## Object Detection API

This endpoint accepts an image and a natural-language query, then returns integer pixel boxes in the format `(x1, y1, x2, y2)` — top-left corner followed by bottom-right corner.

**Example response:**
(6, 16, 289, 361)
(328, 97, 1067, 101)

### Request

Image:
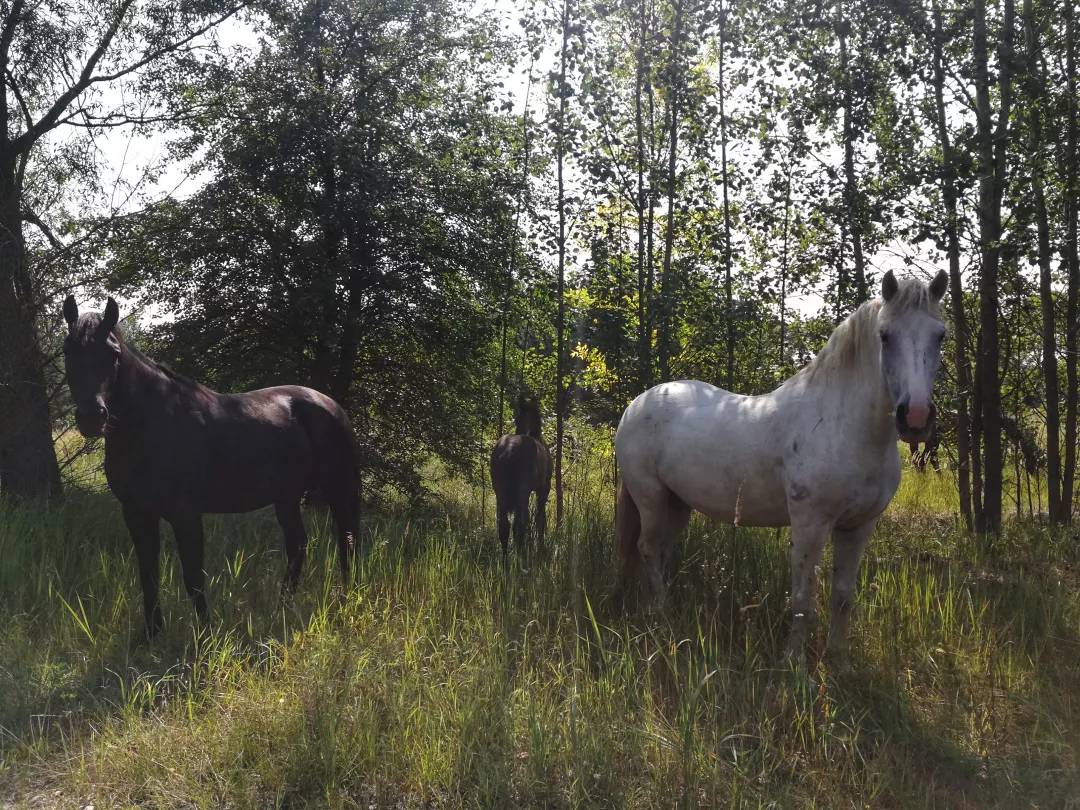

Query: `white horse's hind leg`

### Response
(827, 519, 876, 665)
(628, 484, 682, 608)
(636, 509, 668, 606)
(663, 494, 692, 570)
(784, 516, 831, 665)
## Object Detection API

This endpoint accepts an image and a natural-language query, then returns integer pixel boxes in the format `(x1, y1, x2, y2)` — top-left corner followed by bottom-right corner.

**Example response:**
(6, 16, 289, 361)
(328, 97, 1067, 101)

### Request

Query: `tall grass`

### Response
(1, 434, 1079, 808)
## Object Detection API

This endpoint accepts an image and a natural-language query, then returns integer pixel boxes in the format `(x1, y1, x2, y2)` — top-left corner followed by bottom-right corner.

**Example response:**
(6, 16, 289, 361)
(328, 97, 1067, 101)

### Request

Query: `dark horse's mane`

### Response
(114, 323, 205, 392)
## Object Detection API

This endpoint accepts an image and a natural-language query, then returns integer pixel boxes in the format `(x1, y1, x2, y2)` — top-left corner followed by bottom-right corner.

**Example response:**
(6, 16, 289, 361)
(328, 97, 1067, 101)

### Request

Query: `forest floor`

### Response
(1, 452, 1079, 808)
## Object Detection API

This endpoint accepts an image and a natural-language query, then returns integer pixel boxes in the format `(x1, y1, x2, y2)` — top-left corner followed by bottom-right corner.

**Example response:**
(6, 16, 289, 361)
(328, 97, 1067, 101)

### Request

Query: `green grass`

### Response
(2, 442, 1080, 808)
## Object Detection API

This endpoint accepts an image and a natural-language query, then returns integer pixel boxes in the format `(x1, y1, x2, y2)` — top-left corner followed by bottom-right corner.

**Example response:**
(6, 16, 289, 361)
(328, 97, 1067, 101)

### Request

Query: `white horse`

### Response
(614, 270, 948, 665)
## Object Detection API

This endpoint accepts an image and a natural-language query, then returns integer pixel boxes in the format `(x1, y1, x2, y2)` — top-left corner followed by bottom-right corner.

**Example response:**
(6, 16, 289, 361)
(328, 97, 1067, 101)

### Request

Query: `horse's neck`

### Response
(112, 345, 178, 424)
(798, 343, 894, 446)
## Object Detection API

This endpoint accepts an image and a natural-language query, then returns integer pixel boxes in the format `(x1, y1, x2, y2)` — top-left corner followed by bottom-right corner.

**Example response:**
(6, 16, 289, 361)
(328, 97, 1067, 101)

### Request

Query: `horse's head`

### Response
(513, 393, 542, 439)
(877, 270, 948, 444)
(62, 296, 122, 438)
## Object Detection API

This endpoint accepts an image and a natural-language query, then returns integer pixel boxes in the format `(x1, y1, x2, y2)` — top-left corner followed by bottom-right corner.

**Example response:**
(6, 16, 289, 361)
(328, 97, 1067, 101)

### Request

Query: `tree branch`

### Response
(21, 206, 62, 251)
(12, 1, 246, 151)
(5, 67, 31, 131)
(0, 0, 25, 65)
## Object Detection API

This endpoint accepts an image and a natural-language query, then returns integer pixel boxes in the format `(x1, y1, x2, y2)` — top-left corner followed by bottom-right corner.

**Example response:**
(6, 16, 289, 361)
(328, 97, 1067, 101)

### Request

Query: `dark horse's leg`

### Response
(122, 503, 163, 637)
(275, 500, 309, 590)
(495, 494, 511, 557)
(534, 485, 550, 547)
(327, 494, 358, 583)
(169, 514, 209, 622)
(512, 487, 530, 550)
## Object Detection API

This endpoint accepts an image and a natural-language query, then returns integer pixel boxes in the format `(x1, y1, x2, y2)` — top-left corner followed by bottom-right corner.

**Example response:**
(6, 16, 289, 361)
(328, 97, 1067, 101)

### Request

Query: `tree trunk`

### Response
(1062, 0, 1079, 522)
(972, 0, 1013, 534)
(310, 3, 342, 395)
(657, 0, 683, 383)
(836, 218, 847, 323)
(778, 150, 792, 376)
(635, 0, 651, 392)
(497, 222, 513, 436)
(332, 220, 373, 406)
(554, 0, 571, 524)
(972, 327, 984, 521)
(0, 157, 62, 498)
(931, 0, 972, 529)
(1023, 0, 1062, 522)
(718, 0, 734, 388)
(837, 0, 867, 305)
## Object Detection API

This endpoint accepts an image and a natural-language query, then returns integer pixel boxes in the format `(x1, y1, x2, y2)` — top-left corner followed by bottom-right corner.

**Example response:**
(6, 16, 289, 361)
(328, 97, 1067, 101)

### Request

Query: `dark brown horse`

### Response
(62, 297, 360, 635)
(490, 394, 552, 555)
(906, 417, 941, 472)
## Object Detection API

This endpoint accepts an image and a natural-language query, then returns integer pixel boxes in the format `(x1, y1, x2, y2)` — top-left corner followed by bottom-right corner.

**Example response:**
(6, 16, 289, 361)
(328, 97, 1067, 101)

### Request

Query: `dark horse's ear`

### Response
(929, 269, 948, 302)
(881, 270, 898, 303)
(62, 295, 78, 328)
(101, 297, 120, 334)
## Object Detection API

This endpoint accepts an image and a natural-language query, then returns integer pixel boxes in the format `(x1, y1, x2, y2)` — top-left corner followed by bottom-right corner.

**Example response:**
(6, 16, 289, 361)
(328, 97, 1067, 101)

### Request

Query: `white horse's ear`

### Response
(929, 270, 948, 301)
(881, 270, 899, 302)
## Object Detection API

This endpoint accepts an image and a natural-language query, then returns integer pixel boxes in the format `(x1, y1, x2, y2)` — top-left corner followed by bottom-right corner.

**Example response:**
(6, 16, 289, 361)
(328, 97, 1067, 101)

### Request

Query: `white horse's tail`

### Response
(615, 480, 641, 573)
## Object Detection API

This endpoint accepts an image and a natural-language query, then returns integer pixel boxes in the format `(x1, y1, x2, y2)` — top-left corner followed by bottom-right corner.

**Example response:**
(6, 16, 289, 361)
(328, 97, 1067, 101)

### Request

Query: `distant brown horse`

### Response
(490, 394, 552, 555)
(906, 419, 941, 472)
(62, 297, 360, 636)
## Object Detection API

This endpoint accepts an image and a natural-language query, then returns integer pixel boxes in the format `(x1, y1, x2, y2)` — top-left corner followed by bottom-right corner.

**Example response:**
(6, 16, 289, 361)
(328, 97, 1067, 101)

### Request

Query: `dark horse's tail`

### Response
(614, 480, 641, 573)
(294, 392, 361, 509)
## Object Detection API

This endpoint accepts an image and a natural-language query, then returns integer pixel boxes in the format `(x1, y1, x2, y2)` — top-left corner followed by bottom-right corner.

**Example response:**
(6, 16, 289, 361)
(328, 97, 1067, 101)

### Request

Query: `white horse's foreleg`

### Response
(784, 517, 831, 665)
(827, 519, 876, 664)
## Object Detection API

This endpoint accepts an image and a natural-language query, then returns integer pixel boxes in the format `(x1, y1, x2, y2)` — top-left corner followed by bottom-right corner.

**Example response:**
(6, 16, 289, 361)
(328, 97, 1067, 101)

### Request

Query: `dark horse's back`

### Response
(490, 435, 549, 498)
(105, 382, 358, 517)
(194, 385, 358, 514)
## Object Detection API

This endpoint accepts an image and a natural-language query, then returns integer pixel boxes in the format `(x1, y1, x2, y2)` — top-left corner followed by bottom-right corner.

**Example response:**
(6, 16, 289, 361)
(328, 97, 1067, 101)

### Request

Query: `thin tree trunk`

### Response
(310, 1, 342, 394)
(931, 0, 972, 528)
(1062, 0, 1079, 521)
(778, 150, 792, 375)
(497, 72, 533, 436)
(332, 221, 372, 405)
(972, 327, 984, 520)
(635, 0, 651, 391)
(657, 0, 684, 382)
(496, 224, 513, 437)
(1023, 0, 1062, 522)
(972, 0, 1013, 533)
(554, 0, 571, 524)
(718, 0, 734, 388)
(837, 0, 867, 305)
(836, 218, 847, 323)
(645, 22, 659, 387)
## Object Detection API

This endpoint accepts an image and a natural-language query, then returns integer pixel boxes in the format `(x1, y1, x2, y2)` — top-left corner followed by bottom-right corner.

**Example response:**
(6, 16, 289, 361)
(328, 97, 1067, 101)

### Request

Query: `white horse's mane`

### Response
(798, 277, 943, 384)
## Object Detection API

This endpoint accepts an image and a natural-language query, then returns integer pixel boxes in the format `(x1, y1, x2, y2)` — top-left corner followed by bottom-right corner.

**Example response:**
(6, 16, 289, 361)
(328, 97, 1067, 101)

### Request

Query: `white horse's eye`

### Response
(879, 331, 890, 344)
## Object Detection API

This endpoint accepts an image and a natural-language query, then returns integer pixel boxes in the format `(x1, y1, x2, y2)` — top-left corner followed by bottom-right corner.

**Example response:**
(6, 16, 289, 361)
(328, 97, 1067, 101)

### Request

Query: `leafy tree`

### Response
(0, 0, 240, 498)
(104, 0, 523, 493)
